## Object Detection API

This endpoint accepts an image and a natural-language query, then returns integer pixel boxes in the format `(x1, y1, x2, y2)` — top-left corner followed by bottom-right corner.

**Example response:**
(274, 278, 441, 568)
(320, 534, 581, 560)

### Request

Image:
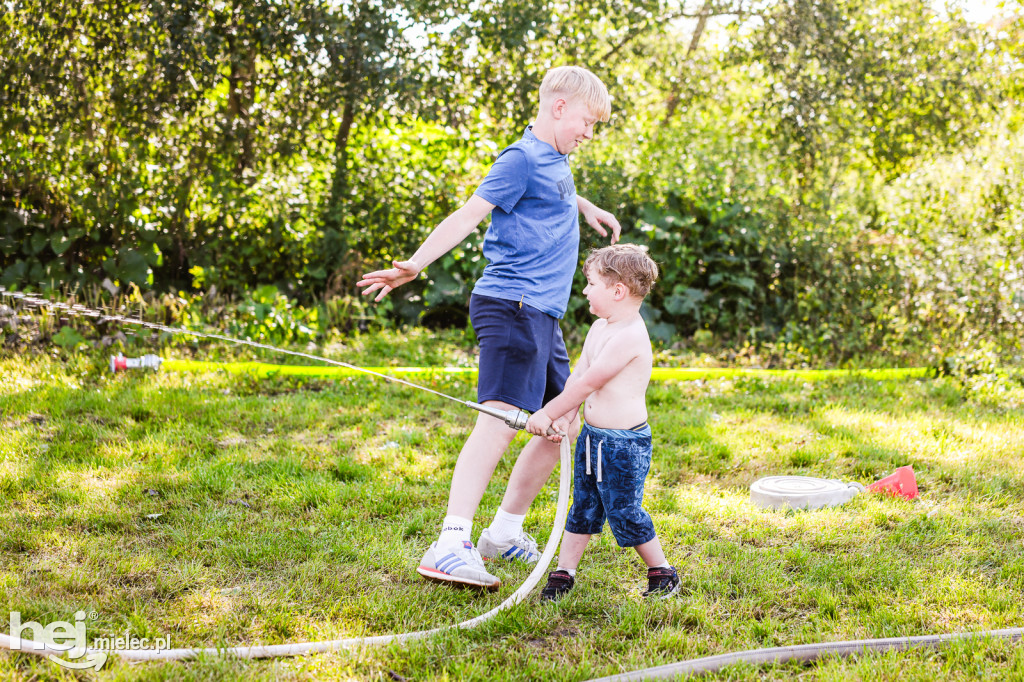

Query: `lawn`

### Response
(2, 332, 1024, 681)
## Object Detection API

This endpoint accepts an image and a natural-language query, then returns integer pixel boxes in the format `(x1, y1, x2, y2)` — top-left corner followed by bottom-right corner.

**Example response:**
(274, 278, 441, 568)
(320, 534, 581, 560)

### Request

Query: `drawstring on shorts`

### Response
(584, 433, 604, 483)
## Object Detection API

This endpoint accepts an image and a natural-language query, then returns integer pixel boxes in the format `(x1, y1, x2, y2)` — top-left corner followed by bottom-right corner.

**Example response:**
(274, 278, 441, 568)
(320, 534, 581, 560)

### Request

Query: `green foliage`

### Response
(611, 186, 909, 362)
(324, 115, 489, 319)
(51, 325, 88, 350)
(875, 118, 1024, 357)
(226, 285, 319, 346)
(1, 0, 1022, 364)
(636, 192, 765, 340)
(746, 0, 997, 181)
(934, 342, 1024, 408)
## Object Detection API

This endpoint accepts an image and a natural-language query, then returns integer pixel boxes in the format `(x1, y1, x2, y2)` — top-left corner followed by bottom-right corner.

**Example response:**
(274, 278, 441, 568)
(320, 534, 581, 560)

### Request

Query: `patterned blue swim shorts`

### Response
(565, 421, 656, 548)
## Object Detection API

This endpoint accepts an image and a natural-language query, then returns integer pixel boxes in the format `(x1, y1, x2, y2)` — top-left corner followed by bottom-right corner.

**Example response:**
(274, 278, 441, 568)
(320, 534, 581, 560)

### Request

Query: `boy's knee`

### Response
(606, 510, 655, 547)
(610, 526, 656, 548)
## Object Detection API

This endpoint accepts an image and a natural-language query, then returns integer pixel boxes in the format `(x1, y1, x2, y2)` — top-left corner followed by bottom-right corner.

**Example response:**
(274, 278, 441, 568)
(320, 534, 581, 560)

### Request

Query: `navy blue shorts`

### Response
(470, 294, 570, 413)
(565, 422, 657, 547)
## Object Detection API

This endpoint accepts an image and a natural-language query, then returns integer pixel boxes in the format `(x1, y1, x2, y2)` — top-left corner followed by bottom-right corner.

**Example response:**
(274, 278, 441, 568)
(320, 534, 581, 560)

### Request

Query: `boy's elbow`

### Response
(456, 212, 484, 237)
(581, 370, 615, 393)
(574, 380, 603, 400)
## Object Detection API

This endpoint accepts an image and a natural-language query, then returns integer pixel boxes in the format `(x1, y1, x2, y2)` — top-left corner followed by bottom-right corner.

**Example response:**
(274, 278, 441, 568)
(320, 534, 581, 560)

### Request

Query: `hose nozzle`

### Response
(466, 401, 530, 430)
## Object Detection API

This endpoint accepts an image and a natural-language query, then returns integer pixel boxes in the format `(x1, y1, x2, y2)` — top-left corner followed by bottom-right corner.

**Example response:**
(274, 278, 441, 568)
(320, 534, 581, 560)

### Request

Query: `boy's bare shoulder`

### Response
(583, 317, 609, 341)
(602, 316, 650, 352)
(619, 315, 651, 341)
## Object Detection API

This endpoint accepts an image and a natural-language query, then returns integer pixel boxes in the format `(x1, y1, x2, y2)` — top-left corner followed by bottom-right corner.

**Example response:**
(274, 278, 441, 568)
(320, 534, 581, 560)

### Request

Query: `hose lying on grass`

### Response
(584, 628, 1024, 681)
(1, 289, 576, 664)
(0, 437, 572, 662)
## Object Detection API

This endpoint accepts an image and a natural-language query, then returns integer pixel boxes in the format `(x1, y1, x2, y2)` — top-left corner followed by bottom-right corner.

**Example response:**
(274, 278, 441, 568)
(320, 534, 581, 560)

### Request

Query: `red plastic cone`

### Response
(868, 466, 918, 499)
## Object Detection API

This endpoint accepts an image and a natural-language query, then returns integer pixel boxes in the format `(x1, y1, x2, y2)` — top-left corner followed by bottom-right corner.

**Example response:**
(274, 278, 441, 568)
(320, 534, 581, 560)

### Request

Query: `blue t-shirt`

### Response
(472, 127, 580, 319)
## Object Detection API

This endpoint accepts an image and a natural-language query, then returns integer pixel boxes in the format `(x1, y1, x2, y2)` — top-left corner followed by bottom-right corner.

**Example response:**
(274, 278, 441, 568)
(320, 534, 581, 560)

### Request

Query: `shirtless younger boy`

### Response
(525, 244, 679, 600)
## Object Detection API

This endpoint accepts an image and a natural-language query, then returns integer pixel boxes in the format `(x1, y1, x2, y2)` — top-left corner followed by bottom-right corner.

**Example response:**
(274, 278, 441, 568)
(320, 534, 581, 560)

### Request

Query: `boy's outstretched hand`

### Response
(578, 198, 621, 245)
(357, 260, 420, 301)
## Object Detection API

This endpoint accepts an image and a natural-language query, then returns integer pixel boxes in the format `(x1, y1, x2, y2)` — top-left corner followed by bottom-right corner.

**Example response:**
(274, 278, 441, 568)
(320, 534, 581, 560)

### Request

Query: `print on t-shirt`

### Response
(556, 174, 575, 201)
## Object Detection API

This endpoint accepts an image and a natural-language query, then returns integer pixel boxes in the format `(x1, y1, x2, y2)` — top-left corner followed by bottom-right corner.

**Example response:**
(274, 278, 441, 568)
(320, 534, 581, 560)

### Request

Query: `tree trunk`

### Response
(227, 47, 256, 180)
(328, 95, 356, 218)
(663, 0, 714, 125)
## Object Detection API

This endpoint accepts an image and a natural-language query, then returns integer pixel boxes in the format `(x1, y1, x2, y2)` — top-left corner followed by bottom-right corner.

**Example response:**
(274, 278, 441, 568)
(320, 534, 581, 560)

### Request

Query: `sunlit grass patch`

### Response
(1, 351, 1023, 680)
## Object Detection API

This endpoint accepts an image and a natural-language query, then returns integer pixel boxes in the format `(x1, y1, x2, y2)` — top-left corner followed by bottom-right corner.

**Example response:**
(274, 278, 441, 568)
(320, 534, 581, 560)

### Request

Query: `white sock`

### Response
(488, 507, 525, 541)
(438, 515, 472, 549)
(556, 566, 577, 577)
(650, 561, 672, 570)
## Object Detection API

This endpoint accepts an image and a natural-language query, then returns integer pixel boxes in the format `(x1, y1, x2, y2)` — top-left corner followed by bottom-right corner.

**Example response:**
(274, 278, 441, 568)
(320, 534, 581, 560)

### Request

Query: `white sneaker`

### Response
(477, 528, 540, 564)
(417, 541, 501, 590)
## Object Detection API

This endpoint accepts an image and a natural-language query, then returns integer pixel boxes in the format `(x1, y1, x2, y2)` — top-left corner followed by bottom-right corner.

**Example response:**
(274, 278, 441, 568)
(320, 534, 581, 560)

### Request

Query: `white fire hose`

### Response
(6, 289, 1021, 677)
(1, 288, 573, 663)
(0, 436, 571, 662)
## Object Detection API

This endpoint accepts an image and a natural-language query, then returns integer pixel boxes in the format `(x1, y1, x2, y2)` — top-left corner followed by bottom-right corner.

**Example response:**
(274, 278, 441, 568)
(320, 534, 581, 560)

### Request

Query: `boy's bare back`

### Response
(577, 312, 652, 430)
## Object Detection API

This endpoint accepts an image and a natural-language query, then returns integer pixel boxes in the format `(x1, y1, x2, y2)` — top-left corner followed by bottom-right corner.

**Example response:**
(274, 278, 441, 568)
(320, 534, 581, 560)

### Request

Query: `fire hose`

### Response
(0, 287, 569, 662)
(1, 438, 571, 662)
(2, 287, 1021, 677)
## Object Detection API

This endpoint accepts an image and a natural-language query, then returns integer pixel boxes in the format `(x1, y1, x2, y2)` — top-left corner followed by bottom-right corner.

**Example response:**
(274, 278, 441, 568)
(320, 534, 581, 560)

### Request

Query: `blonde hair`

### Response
(540, 66, 612, 122)
(584, 244, 659, 299)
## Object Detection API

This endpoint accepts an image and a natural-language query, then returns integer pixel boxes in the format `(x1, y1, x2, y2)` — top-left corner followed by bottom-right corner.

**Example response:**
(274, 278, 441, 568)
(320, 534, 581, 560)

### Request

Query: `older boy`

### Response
(526, 244, 680, 600)
(358, 66, 620, 590)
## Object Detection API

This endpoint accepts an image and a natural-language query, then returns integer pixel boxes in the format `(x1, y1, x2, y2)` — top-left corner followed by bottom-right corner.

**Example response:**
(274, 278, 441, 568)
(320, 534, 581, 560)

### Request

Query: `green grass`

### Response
(1, 338, 1024, 681)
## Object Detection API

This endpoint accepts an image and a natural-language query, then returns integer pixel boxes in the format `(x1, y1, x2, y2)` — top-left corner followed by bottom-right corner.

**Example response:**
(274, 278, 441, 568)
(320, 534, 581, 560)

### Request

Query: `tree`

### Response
(745, 0, 997, 190)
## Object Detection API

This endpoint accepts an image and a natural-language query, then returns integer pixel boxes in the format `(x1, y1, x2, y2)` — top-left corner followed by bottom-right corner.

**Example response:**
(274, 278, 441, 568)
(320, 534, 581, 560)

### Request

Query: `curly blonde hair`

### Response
(584, 244, 659, 299)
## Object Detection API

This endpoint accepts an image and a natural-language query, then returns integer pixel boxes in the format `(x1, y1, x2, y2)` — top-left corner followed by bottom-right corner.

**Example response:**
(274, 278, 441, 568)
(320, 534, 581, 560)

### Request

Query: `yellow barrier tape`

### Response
(162, 360, 929, 382)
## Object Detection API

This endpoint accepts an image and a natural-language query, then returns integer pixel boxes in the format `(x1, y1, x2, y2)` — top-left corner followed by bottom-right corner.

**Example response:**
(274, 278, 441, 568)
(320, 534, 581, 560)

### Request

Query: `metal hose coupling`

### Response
(465, 401, 530, 430)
